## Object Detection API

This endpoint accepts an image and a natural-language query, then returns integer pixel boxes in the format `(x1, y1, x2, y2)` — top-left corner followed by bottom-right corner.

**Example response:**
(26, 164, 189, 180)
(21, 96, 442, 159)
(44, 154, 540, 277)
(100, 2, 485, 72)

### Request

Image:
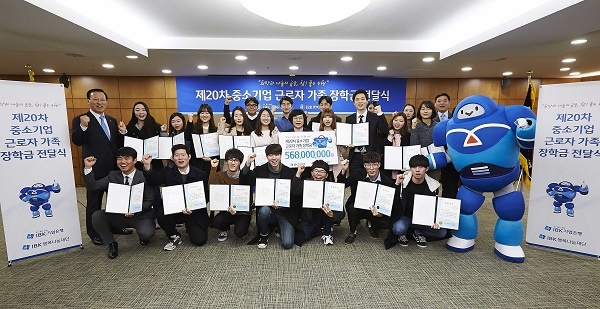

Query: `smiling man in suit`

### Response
(83, 147, 156, 259)
(72, 88, 129, 245)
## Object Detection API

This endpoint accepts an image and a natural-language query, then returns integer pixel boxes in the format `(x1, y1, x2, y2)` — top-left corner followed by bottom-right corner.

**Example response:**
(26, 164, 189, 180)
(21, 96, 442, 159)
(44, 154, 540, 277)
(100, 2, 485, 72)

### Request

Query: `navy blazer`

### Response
(345, 111, 388, 160)
(72, 111, 122, 178)
(83, 169, 154, 212)
(143, 165, 209, 198)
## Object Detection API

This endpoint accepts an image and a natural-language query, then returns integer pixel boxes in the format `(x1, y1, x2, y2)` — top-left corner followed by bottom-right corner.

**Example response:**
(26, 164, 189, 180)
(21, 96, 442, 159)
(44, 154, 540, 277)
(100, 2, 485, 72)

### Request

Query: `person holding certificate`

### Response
(318, 108, 348, 182)
(208, 148, 251, 242)
(218, 106, 254, 137)
(309, 95, 343, 127)
(142, 144, 210, 251)
(337, 151, 399, 245)
(292, 160, 343, 245)
(382, 112, 412, 181)
(386, 154, 446, 249)
(410, 100, 441, 181)
(240, 144, 300, 249)
(191, 104, 219, 172)
(83, 147, 156, 259)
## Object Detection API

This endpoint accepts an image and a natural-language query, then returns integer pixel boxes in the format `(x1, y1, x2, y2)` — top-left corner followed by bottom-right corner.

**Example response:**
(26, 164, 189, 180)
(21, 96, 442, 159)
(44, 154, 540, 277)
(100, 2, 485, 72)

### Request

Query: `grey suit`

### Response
(84, 170, 155, 245)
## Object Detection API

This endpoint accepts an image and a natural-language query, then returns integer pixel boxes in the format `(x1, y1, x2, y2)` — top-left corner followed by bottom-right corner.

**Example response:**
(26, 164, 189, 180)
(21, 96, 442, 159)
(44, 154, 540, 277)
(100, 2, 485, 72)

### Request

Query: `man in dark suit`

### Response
(142, 144, 210, 251)
(72, 88, 129, 245)
(284, 109, 312, 132)
(433, 92, 460, 199)
(82, 147, 156, 259)
(345, 89, 389, 175)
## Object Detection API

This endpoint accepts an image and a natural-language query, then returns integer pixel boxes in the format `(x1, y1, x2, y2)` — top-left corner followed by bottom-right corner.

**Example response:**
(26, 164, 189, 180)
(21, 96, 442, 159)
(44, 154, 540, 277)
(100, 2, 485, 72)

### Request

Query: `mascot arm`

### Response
(577, 183, 589, 195)
(546, 183, 558, 196)
(432, 121, 447, 147)
(425, 152, 449, 170)
(505, 105, 536, 149)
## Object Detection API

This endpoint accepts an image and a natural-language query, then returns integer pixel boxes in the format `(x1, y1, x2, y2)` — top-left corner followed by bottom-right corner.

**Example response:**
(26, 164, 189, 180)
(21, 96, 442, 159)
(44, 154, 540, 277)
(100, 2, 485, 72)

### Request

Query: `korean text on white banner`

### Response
(0, 80, 82, 265)
(525, 80, 600, 258)
(279, 131, 338, 168)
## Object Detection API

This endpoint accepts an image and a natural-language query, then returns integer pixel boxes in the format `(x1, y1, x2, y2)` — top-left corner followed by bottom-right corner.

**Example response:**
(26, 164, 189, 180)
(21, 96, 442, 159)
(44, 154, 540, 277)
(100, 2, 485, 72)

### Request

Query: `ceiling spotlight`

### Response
(569, 72, 580, 76)
(162, 69, 172, 74)
(341, 56, 353, 62)
(560, 68, 570, 71)
(570, 39, 587, 45)
(102, 64, 114, 68)
(502, 72, 513, 76)
(236, 55, 248, 61)
(198, 65, 208, 70)
(461, 67, 472, 71)
(422, 57, 435, 62)
(562, 58, 576, 63)
(42, 68, 55, 73)
(377, 66, 387, 71)
(126, 55, 138, 59)
(329, 71, 338, 75)
(247, 70, 257, 75)
(289, 65, 299, 70)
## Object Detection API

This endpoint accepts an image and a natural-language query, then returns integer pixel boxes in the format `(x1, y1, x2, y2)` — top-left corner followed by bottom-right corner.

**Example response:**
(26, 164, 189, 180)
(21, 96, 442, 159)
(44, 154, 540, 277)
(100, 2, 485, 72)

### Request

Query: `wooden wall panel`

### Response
(405, 79, 417, 101)
(458, 79, 499, 100)
(540, 78, 581, 85)
(165, 77, 177, 98)
(71, 76, 119, 99)
(415, 79, 459, 101)
(118, 76, 166, 99)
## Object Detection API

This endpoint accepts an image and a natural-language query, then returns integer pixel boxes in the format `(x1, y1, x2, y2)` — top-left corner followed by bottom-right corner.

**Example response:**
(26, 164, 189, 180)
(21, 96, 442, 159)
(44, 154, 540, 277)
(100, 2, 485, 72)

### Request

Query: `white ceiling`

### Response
(1, 0, 600, 78)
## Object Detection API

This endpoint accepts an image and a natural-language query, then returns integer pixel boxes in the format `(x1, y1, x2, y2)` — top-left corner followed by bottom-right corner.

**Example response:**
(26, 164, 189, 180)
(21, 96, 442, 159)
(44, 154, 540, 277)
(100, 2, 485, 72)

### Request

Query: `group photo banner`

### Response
(176, 76, 407, 113)
(525, 80, 600, 258)
(0, 80, 82, 264)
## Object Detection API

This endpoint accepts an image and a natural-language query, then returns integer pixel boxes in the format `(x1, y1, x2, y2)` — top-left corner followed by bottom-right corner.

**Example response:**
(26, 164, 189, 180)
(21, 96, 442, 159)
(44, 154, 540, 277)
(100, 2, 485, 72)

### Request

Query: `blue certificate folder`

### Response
(302, 180, 345, 212)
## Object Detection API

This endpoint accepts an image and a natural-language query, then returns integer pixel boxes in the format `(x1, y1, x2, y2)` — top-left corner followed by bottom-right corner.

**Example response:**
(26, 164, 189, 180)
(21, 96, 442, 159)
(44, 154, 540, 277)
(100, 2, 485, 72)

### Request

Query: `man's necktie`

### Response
(124, 176, 130, 185)
(358, 115, 365, 153)
(440, 114, 446, 121)
(99, 115, 110, 139)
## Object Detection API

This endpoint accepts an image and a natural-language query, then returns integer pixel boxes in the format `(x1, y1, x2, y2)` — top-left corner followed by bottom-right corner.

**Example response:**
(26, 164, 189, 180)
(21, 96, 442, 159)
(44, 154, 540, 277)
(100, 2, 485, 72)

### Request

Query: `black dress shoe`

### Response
(139, 239, 149, 246)
(367, 221, 379, 239)
(91, 237, 103, 246)
(107, 242, 119, 259)
(114, 228, 133, 235)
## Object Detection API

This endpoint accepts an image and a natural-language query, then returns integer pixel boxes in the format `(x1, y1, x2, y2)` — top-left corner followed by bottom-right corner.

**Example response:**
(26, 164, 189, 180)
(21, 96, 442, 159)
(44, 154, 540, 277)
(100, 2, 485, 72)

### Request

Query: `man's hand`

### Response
(270, 105, 278, 113)
(431, 223, 441, 229)
(225, 96, 233, 105)
(124, 213, 134, 218)
(118, 121, 127, 134)
(141, 154, 153, 170)
(160, 124, 167, 132)
(211, 158, 219, 168)
(246, 153, 256, 167)
(80, 115, 90, 128)
(340, 159, 349, 174)
(227, 206, 237, 215)
(272, 201, 280, 209)
(322, 204, 333, 218)
(183, 208, 192, 215)
(371, 205, 382, 217)
(83, 156, 97, 168)
(296, 164, 305, 178)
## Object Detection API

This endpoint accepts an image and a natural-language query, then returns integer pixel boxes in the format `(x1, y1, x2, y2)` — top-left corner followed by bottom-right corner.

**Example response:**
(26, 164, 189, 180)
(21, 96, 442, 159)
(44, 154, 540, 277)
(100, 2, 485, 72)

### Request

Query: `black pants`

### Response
(92, 210, 156, 245)
(346, 203, 390, 234)
(211, 212, 251, 238)
(85, 184, 106, 239)
(441, 163, 460, 199)
(158, 210, 209, 246)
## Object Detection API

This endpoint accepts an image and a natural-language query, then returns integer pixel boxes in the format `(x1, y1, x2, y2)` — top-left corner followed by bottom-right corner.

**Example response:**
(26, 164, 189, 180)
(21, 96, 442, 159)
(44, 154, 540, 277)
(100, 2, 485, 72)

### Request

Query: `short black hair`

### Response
(280, 96, 293, 105)
(116, 146, 137, 159)
(409, 154, 429, 168)
(225, 148, 244, 162)
(245, 97, 259, 106)
(311, 160, 329, 172)
(362, 151, 381, 164)
(318, 95, 333, 105)
(288, 109, 306, 121)
(87, 88, 108, 100)
(265, 144, 282, 156)
(352, 89, 369, 102)
(171, 144, 190, 156)
(435, 93, 450, 101)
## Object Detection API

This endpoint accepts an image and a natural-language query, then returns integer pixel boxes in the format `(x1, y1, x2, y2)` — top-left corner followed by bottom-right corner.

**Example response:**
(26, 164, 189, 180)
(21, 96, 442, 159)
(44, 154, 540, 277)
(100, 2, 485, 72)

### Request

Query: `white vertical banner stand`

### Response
(525, 81, 600, 259)
(0, 80, 82, 266)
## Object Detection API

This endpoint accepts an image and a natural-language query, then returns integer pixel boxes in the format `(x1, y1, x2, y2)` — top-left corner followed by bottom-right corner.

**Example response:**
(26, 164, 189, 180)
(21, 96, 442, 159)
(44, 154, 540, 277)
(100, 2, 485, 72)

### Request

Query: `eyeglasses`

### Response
(246, 104, 258, 107)
(227, 158, 240, 163)
(311, 169, 327, 175)
(363, 163, 380, 169)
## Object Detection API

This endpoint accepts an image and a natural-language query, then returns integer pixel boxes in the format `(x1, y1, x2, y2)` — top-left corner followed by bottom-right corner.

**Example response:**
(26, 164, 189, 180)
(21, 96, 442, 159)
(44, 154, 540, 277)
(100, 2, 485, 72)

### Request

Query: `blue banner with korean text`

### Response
(176, 76, 406, 114)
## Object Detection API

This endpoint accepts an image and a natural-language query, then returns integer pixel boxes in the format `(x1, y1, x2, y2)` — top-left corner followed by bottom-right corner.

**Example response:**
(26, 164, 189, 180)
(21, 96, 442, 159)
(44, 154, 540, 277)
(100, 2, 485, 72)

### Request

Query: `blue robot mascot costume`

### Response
(19, 181, 61, 218)
(429, 95, 536, 263)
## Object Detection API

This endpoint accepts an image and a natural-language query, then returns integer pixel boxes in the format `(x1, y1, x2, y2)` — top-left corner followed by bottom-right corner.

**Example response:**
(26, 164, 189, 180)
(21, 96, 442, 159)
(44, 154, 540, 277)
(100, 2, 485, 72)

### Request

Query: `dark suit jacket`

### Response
(284, 127, 312, 132)
(336, 169, 401, 217)
(83, 169, 154, 213)
(433, 109, 454, 122)
(72, 111, 122, 178)
(345, 111, 388, 161)
(143, 165, 209, 198)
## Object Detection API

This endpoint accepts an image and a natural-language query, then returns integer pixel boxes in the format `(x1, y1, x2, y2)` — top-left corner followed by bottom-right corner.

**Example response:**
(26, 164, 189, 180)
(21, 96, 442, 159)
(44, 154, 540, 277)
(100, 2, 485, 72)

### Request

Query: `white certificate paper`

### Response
(402, 145, 421, 169)
(218, 135, 234, 159)
(336, 123, 353, 146)
(435, 197, 461, 230)
(161, 185, 186, 215)
(352, 122, 369, 146)
(411, 194, 438, 226)
(324, 182, 345, 212)
(234, 135, 252, 148)
(144, 136, 160, 159)
(374, 184, 395, 217)
(209, 184, 230, 211)
(302, 180, 325, 209)
(128, 183, 144, 213)
(230, 185, 250, 212)
(274, 179, 291, 208)
(254, 178, 275, 206)
(124, 136, 144, 161)
(184, 181, 207, 210)
(354, 181, 378, 210)
(253, 146, 268, 167)
(200, 132, 220, 157)
(173, 132, 185, 146)
(158, 136, 173, 159)
(384, 146, 404, 170)
(106, 182, 144, 214)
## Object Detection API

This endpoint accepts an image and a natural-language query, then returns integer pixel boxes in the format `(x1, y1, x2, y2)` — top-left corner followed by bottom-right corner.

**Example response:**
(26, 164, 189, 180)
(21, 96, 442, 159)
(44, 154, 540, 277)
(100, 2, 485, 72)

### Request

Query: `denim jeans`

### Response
(391, 216, 447, 239)
(257, 206, 295, 249)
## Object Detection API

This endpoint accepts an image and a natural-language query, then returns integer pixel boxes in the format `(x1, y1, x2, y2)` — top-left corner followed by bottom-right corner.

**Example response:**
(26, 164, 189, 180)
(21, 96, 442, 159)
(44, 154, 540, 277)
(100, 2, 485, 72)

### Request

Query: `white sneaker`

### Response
(322, 235, 334, 245)
(163, 235, 182, 251)
(217, 231, 228, 242)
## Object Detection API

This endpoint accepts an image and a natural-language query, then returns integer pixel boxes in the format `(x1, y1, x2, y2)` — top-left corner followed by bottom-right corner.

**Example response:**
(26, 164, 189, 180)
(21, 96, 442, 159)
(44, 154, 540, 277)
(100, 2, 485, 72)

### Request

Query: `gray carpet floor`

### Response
(1, 187, 599, 308)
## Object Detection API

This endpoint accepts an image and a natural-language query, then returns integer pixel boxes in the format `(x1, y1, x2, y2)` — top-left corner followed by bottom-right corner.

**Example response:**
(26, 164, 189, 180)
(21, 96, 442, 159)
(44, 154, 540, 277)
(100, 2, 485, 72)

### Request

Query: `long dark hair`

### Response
(127, 101, 161, 139)
(254, 108, 275, 137)
(193, 104, 217, 134)
(168, 112, 187, 136)
(389, 112, 409, 137)
(230, 106, 253, 135)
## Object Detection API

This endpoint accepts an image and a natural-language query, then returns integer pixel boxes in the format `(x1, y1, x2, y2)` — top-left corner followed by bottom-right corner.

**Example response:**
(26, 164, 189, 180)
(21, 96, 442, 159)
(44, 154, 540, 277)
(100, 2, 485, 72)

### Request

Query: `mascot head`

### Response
(453, 95, 499, 123)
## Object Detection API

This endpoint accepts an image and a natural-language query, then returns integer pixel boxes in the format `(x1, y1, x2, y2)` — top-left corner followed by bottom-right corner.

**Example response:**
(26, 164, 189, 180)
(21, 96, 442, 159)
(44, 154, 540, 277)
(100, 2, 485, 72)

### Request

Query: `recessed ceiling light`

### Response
(341, 56, 352, 62)
(562, 58, 576, 63)
(560, 67, 570, 71)
(162, 69, 172, 74)
(571, 39, 587, 45)
(102, 64, 114, 69)
(198, 65, 208, 70)
(422, 57, 435, 62)
(42, 68, 55, 73)
(126, 55, 138, 59)
(569, 72, 580, 76)
(289, 65, 299, 70)
(247, 70, 256, 75)
(236, 55, 248, 61)
(502, 71, 513, 76)
(329, 71, 338, 75)
(377, 66, 387, 71)
(461, 67, 472, 71)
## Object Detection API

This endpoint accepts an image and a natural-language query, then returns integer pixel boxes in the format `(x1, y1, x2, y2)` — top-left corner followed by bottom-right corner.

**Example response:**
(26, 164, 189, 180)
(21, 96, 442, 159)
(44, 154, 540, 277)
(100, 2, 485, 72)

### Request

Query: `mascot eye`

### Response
(475, 107, 478, 111)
